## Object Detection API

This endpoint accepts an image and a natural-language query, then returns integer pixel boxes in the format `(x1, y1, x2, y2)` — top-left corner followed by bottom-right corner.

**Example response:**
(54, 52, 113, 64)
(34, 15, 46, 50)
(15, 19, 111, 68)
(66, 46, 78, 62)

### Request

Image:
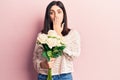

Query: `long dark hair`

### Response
(41, 1, 70, 36)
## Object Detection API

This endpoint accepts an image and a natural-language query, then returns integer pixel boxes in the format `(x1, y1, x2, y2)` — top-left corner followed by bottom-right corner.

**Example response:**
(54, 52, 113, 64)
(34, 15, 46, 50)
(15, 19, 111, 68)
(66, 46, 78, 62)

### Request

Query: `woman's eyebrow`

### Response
(50, 10, 54, 11)
(57, 9, 62, 11)
(50, 8, 62, 11)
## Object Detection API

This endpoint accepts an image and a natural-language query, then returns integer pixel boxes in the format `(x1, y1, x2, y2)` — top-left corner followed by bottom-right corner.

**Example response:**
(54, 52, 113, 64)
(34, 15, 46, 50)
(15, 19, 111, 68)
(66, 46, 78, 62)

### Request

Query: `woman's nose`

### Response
(54, 13, 58, 17)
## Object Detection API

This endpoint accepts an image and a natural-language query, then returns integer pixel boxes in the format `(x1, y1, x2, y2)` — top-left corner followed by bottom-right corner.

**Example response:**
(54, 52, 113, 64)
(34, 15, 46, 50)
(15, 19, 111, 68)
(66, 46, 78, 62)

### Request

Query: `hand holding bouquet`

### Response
(36, 30, 65, 80)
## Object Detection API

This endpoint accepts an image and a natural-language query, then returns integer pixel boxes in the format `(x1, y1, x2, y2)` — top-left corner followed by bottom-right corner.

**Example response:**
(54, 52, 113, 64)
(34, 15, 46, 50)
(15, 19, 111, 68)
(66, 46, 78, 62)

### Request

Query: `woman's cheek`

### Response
(50, 16, 54, 21)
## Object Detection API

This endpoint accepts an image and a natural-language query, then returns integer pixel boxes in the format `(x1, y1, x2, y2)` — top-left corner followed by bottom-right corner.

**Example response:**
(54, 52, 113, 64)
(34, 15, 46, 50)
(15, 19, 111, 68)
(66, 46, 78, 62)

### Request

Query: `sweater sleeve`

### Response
(63, 30, 81, 59)
(32, 38, 47, 73)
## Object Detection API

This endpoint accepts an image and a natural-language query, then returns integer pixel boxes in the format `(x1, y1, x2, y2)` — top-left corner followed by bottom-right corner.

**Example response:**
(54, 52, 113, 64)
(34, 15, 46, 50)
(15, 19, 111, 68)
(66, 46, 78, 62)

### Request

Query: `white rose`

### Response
(37, 33, 48, 44)
(57, 41, 65, 46)
(58, 37, 65, 45)
(46, 38, 58, 48)
(61, 37, 65, 44)
(56, 40, 62, 46)
(48, 30, 58, 37)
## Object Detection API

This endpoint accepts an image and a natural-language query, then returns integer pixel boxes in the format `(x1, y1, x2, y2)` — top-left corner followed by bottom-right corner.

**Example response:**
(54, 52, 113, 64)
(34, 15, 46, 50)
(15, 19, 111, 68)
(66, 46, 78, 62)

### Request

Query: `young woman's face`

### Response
(49, 5, 64, 24)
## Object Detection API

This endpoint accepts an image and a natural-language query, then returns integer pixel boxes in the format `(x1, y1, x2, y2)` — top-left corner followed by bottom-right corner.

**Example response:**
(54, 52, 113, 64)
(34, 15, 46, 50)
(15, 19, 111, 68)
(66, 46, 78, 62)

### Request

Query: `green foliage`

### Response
(41, 44, 65, 61)
(42, 44, 50, 51)
(41, 51, 50, 61)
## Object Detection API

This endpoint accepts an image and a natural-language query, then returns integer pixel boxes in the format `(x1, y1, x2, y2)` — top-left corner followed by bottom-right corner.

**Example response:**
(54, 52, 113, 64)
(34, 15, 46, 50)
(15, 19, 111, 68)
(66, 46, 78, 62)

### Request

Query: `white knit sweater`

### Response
(33, 29, 81, 75)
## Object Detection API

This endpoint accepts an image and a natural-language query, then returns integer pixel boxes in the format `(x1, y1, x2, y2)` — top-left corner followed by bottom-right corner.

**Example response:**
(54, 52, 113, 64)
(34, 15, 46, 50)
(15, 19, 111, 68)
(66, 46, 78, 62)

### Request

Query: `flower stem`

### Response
(47, 68, 52, 80)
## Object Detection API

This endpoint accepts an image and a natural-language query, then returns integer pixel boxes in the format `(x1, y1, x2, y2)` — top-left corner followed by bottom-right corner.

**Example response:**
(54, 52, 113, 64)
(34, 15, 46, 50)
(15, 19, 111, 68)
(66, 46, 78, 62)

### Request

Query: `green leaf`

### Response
(47, 50, 52, 57)
(42, 45, 65, 61)
(53, 46, 65, 51)
(42, 51, 50, 61)
(53, 49, 58, 54)
(52, 51, 61, 58)
(42, 44, 50, 51)
(57, 46, 65, 50)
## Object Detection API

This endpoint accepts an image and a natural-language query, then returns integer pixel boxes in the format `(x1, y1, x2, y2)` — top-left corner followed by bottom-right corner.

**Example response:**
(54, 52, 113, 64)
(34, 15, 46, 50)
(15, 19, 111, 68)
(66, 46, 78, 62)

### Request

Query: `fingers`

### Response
(53, 17, 64, 35)
(50, 58, 56, 62)
(53, 17, 59, 25)
(47, 58, 56, 68)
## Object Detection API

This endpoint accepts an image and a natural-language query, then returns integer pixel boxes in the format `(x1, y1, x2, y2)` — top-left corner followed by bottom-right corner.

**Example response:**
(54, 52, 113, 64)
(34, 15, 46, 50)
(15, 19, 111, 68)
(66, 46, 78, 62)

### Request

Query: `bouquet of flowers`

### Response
(36, 30, 66, 80)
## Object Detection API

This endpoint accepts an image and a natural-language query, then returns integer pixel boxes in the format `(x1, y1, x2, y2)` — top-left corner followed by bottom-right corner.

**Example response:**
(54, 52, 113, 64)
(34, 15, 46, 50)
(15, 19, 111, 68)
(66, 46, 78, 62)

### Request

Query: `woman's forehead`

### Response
(50, 5, 62, 11)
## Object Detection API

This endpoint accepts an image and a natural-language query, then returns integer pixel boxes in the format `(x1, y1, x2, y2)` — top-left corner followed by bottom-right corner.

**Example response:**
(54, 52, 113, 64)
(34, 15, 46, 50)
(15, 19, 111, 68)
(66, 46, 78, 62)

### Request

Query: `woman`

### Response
(33, 1, 81, 80)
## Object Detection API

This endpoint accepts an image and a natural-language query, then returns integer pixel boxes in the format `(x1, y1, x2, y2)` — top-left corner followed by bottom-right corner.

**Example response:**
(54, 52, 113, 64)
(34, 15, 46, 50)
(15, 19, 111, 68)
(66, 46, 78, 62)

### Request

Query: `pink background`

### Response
(0, 0, 120, 80)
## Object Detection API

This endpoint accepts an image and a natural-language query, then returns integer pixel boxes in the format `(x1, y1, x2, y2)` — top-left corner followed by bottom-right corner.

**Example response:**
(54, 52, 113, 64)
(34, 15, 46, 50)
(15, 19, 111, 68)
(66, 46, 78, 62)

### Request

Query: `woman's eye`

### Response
(58, 11, 61, 14)
(50, 11, 54, 15)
